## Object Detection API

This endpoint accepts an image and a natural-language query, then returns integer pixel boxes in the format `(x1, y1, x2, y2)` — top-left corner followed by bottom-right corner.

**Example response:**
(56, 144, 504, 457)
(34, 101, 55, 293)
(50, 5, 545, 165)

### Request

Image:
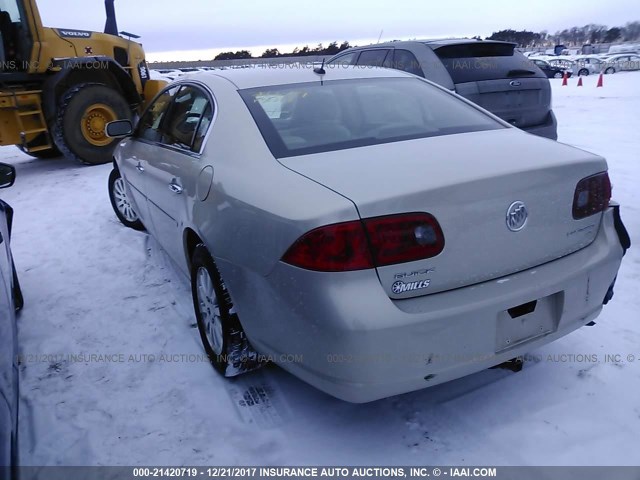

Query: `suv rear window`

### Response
(240, 78, 504, 159)
(432, 43, 545, 83)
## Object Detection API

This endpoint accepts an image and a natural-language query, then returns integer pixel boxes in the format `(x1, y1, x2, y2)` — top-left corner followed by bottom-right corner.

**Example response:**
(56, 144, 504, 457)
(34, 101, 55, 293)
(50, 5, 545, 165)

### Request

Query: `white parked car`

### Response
(602, 54, 640, 74)
(572, 56, 605, 76)
(106, 66, 630, 402)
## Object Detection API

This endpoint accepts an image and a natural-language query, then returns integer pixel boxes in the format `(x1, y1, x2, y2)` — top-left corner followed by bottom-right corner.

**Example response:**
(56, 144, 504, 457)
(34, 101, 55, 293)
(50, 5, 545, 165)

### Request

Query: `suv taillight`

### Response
(282, 213, 445, 272)
(572, 172, 611, 220)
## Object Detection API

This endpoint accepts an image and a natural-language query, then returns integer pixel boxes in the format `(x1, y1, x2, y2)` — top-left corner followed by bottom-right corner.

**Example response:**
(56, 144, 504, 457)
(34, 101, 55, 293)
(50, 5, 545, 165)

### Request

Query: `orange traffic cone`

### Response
(562, 72, 568, 86)
(597, 73, 604, 88)
(577, 76, 583, 87)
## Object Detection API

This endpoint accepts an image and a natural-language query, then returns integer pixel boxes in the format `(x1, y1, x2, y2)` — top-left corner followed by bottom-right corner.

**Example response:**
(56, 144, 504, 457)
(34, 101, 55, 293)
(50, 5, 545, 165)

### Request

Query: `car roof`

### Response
(187, 65, 411, 90)
(422, 38, 515, 47)
(335, 38, 515, 51)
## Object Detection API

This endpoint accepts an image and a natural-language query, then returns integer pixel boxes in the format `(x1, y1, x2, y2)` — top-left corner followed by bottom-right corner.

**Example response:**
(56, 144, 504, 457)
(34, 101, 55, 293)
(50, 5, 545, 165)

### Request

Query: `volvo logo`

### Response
(510, 81, 522, 87)
(506, 201, 528, 232)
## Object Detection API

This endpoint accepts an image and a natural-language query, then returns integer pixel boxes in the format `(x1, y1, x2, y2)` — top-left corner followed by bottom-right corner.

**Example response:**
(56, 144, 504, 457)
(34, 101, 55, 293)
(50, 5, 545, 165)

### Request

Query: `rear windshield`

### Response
(239, 78, 504, 159)
(432, 43, 546, 83)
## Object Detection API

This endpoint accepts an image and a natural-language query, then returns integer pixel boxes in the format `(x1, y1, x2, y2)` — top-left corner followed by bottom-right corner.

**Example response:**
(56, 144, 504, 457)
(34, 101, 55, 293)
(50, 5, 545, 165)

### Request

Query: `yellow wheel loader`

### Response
(0, 0, 165, 165)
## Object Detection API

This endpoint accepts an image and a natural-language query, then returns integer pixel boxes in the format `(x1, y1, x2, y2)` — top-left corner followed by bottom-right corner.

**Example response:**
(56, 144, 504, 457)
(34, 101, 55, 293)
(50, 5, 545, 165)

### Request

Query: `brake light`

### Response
(282, 213, 445, 272)
(365, 213, 445, 267)
(282, 221, 373, 272)
(572, 172, 611, 219)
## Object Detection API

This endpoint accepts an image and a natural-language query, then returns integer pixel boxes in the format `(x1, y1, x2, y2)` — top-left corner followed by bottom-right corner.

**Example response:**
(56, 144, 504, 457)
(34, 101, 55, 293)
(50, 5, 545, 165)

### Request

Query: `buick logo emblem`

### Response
(506, 201, 528, 232)
(510, 81, 522, 87)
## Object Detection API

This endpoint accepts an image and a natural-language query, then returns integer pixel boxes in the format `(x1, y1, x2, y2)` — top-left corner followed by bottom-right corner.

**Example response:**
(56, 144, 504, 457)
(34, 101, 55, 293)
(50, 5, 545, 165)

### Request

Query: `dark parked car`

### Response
(0, 162, 22, 478)
(532, 59, 572, 79)
(328, 39, 558, 140)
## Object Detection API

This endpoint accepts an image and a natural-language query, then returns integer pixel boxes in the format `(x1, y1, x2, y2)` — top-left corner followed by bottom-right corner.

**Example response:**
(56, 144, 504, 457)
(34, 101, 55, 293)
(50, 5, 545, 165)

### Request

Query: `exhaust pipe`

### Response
(104, 0, 119, 36)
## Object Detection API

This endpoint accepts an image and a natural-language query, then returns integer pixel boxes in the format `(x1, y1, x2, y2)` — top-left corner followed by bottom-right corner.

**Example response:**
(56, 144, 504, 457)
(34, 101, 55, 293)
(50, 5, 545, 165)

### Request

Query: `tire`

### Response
(605, 67, 615, 74)
(578, 69, 589, 76)
(11, 261, 23, 312)
(553, 72, 563, 79)
(16, 144, 61, 159)
(54, 83, 132, 166)
(191, 244, 262, 377)
(108, 169, 144, 231)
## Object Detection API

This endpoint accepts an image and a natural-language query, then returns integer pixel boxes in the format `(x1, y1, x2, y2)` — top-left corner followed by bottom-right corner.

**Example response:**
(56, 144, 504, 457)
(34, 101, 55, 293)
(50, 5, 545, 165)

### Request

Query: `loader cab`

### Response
(0, 0, 32, 71)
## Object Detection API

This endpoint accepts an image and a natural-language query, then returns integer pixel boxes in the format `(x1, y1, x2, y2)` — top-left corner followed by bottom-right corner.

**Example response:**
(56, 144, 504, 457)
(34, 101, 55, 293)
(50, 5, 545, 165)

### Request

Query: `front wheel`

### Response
(553, 71, 563, 79)
(191, 244, 262, 377)
(578, 68, 589, 76)
(54, 83, 132, 165)
(605, 67, 616, 74)
(108, 169, 144, 231)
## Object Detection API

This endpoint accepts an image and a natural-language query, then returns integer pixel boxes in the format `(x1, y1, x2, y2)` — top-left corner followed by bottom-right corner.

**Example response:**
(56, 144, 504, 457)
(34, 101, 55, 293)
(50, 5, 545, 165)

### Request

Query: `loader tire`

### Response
(54, 83, 132, 166)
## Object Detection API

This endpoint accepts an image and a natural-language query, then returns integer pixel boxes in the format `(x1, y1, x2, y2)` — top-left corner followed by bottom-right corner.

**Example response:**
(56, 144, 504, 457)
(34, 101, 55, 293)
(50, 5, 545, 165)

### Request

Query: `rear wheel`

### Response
(191, 244, 262, 377)
(553, 71, 563, 79)
(54, 83, 131, 166)
(578, 68, 589, 76)
(108, 169, 144, 231)
(605, 67, 616, 74)
(11, 258, 23, 312)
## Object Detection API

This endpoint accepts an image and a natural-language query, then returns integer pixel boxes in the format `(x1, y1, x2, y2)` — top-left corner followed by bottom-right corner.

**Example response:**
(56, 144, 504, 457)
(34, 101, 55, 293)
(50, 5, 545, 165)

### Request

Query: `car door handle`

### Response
(169, 182, 183, 194)
(136, 162, 145, 173)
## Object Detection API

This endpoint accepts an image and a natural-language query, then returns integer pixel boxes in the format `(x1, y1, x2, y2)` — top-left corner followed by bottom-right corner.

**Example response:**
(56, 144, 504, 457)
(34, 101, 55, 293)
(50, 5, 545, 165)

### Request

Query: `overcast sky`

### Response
(36, 0, 640, 61)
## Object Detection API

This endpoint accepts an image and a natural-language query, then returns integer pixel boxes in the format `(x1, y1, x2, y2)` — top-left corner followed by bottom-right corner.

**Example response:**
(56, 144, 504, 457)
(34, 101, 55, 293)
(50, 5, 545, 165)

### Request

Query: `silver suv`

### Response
(328, 39, 558, 140)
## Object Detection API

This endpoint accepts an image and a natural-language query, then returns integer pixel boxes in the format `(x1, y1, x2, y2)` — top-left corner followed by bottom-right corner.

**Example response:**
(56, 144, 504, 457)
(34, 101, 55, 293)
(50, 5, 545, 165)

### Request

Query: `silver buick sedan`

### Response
(107, 66, 629, 403)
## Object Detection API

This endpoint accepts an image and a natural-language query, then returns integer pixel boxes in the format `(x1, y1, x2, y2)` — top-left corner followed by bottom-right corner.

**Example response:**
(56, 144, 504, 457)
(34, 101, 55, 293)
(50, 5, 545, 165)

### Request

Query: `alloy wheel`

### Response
(196, 267, 224, 355)
(113, 177, 139, 223)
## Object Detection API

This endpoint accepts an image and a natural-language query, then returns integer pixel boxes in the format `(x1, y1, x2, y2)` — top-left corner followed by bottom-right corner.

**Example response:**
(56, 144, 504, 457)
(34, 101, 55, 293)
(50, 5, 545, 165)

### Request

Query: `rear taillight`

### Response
(282, 213, 445, 272)
(364, 213, 445, 267)
(282, 221, 373, 272)
(572, 172, 611, 219)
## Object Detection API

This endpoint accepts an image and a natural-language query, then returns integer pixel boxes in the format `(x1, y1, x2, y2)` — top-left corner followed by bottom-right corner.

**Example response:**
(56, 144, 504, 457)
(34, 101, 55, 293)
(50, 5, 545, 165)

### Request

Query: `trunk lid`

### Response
(280, 129, 608, 299)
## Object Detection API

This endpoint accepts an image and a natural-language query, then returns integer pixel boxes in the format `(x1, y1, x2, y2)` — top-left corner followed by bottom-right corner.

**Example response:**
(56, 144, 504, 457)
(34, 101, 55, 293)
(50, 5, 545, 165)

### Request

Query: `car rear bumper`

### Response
(224, 207, 625, 403)
(522, 110, 558, 140)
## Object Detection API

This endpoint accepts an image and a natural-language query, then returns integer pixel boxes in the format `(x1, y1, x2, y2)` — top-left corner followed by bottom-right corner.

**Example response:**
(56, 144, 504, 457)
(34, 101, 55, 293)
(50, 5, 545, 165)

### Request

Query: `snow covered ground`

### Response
(2, 71, 639, 467)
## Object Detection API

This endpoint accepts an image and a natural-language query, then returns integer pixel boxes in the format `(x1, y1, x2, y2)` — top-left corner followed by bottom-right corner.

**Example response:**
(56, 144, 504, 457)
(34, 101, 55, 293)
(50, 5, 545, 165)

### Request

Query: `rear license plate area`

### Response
(496, 292, 563, 353)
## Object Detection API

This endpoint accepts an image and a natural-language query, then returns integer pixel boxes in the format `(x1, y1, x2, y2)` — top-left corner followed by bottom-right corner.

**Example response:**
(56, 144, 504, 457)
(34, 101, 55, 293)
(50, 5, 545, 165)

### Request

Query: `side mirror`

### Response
(0, 163, 16, 189)
(106, 120, 134, 138)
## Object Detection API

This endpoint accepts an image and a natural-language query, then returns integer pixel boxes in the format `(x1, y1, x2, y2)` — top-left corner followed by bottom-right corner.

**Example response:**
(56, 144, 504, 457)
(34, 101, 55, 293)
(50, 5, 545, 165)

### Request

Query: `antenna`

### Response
(377, 30, 384, 44)
(313, 59, 326, 85)
(313, 58, 326, 75)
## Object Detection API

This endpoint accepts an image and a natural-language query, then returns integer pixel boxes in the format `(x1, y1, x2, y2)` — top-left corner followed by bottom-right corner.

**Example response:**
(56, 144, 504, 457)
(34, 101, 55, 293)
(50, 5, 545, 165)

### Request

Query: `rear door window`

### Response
(433, 43, 545, 82)
(328, 51, 358, 67)
(356, 49, 391, 67)
(391, 49, 425, 77)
